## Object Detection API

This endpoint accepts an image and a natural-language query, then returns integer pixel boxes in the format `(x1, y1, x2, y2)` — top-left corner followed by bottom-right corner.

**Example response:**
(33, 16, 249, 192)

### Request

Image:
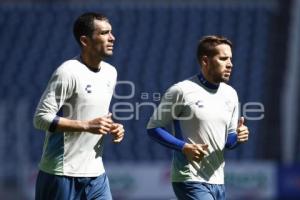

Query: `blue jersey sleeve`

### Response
(147, 127, 186, 151)
(225, 131, 239, 149)
(48, 116, 60, 132)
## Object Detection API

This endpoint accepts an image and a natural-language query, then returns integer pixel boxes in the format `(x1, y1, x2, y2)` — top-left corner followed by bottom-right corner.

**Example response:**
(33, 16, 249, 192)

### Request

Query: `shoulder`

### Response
(170, 75, 199, 94)
(166, 83, 184, 96)
(220, 83, 238, 99)
(177, 76, 199, 87)
(54, 58, 82, 77)
(220, 82, 237, 93)
(164, 76, 197, 99)
(101, 61, 117, 75)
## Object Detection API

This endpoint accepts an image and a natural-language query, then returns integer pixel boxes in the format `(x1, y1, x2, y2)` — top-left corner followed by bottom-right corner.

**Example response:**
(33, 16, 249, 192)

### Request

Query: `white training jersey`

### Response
(147, 75, 239, 184)
(34, 56, 117, 177)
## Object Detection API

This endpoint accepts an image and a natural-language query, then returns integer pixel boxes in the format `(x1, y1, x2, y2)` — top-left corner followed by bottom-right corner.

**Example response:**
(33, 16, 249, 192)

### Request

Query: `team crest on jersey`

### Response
(85, 84, 92, 93)
(195, 100, 204, 108)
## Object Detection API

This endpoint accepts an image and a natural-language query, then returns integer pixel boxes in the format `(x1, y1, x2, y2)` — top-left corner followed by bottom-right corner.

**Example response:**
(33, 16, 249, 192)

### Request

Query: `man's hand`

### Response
(85, 113, 113, 135)
(237, 117, 249, 143)
(110, 123, 125, 143)
(182, 143, 209, 162)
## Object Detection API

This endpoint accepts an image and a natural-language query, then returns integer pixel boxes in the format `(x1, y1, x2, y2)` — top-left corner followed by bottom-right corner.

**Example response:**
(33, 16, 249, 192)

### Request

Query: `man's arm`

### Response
(236, 117, 249, 143)
(33, 67, 74, 132)
(225, 117, 249, 149)
(147, 127, 185, 151)
(147, 85, 208, 161)
(147, 127, 209, 162)
(50, 114, 114, 134)
(225, 131, 239, 149)
(110, 123, 125, 143)
(33, 67, 113, 135)
(226, 91, 241, 150)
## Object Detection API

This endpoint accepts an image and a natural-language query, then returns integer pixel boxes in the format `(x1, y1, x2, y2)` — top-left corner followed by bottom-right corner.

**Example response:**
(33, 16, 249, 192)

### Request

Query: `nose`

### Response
(109, 32, 115, 41)
(227, 59, 233, 68)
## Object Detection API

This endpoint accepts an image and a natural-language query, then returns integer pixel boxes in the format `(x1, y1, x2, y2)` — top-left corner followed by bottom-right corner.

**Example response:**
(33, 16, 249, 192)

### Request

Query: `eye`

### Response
(99, 30, 110, 35)
(220, 56, 232, 62)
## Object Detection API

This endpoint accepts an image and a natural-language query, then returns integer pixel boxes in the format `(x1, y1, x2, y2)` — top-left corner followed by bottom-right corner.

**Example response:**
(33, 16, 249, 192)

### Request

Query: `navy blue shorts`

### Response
(35, 170, 112, 200)
(172, 181, 226, 200)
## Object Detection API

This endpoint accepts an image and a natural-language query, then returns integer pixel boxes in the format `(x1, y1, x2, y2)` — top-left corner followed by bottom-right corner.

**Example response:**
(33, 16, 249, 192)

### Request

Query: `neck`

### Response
(80, 52, 102, 72)
(198, 71, 219, 90)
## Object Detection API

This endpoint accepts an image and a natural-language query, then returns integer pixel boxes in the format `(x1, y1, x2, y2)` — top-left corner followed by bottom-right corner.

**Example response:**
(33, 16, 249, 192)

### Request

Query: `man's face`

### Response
(87, 19, 115, 58)
(205, 44, 233, 83)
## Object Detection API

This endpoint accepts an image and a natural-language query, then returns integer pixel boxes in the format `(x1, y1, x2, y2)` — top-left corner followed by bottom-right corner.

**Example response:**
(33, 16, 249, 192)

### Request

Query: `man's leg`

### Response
(35, 170, 77, 200)
(84, 173, 112, 200)
(172, 182, 226, 200)
(172, 181, 222, 200)
(211, 183, 226, 200)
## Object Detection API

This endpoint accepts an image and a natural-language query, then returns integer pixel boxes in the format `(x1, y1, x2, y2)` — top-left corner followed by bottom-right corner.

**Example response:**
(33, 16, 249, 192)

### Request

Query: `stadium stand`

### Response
(0, 1, 279, 199)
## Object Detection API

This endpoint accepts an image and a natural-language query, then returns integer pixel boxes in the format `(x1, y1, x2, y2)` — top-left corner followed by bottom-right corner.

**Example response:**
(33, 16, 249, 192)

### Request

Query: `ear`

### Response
(201, 56, 209, 68)
(79, 35, 89, 47)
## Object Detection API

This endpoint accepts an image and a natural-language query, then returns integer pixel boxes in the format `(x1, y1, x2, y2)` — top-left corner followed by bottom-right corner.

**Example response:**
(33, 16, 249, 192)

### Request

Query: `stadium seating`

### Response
(0, 2, 276, 165)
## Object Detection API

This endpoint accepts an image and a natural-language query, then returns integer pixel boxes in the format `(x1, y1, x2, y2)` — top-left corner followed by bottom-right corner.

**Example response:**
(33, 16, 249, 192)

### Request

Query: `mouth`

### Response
(107, 43, 114, 50)
(107, 46, 114, 50)
(224, 71, 231, 76)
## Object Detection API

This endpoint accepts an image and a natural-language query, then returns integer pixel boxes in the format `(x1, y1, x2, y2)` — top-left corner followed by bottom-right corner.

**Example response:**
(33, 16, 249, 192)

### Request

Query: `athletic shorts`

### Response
(35, 170, 112, 200)
(172, 181, 226, 200)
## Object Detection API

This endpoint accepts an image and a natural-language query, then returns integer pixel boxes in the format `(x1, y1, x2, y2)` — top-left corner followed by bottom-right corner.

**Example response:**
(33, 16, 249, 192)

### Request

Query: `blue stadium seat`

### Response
(0, 3, 276, 165)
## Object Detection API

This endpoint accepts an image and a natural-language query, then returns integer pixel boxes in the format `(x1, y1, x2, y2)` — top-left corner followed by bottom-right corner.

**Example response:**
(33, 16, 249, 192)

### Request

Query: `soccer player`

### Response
(33, 12, 124, 200)
(147, 35, 249, 200)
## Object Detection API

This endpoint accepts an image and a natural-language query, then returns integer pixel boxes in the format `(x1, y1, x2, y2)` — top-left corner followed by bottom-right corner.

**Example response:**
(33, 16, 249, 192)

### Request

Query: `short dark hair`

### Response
(197, 35, 232, 62)
(73, 12, 109, 46)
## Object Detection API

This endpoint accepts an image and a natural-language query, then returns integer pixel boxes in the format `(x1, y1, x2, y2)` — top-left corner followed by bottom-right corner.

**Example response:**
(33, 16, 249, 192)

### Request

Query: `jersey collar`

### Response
(78, 55, 101, 72)
(197, 73, 220, 90)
